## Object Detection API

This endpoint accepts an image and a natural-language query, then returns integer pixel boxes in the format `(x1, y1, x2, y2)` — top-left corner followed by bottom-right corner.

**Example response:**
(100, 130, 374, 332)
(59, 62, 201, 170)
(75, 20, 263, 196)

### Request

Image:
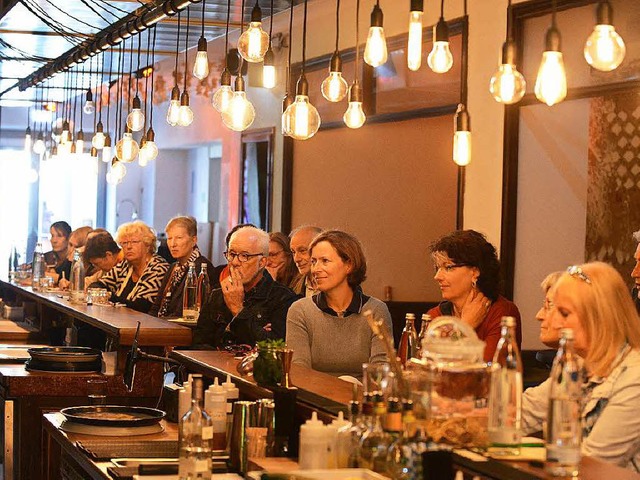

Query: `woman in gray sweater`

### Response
(285, 230, 392, 379)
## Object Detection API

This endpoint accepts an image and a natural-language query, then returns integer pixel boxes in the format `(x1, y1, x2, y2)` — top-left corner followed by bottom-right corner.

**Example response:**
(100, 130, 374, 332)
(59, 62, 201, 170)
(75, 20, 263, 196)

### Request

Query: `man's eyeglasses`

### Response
(434, 263, 470, 274)
(567, 265, 591, 284)
(120, 240, 142, 248)
(224, 251, 264, 263)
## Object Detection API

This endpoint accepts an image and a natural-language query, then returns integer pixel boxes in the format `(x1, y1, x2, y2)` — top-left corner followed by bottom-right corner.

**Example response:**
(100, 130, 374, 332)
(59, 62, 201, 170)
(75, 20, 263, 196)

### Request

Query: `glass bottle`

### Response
(398, 313, 419, 367)
(488, 316, 523, 456)
(31, 242, 45, 290)
(179, 375, 213, 479)
(182, 263, 198, 322)
(545, 328, 582, 477)
(196, 263, 210, 311)
(359, 394, 392, 474)
(417, 314, 431, 357)
(69, 249, 86, 304)
(387, 400, 430, 480)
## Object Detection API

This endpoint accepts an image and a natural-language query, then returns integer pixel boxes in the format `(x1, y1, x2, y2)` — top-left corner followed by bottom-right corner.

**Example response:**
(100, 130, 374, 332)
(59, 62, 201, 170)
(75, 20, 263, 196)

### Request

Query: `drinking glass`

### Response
(87, 378, 108, 405)
(362, 363, 393, 398)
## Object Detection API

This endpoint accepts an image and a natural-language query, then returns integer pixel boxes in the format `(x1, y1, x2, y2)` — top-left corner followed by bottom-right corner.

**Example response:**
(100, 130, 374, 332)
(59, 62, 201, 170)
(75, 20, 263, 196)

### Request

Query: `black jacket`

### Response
(192, 270, 297, 348)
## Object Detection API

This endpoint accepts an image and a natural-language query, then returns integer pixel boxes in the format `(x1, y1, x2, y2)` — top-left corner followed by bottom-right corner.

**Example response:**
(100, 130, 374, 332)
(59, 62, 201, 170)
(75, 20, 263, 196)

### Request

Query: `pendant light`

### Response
(193, 0, 210, 80)
(127, 36, 145, 131)
(140, 26, 159, 164)
(453, 0, 471, 167)
(75, 68, 85, 155)
(584, 0, 625, 72)
(178, 6, 194, 127)
(363, 0, 387, 68)
(281, 0, 294, 136)
(238, 0, 270, 63)
(428, 0, 453, 73)
(83, 57, 95, 115)
(212, 0, 234, 113)
(102, 48, 114, 163)
(343, 0, 365, 129)
(262, 0, 276, 89)
(116, 40, 139, 163)
(92, 51, 106, 149)
(489, 0, 526, 105)
(282, 0, 321, 140)
(108, 157, 126, 185)
(24, 107, 32, 153)
(407, 0, 424, 71)
(167, 11, 182, 126)
(33, 87, 46, 154)
(321, 0, 348, 102)
(534, 0, 567, 106)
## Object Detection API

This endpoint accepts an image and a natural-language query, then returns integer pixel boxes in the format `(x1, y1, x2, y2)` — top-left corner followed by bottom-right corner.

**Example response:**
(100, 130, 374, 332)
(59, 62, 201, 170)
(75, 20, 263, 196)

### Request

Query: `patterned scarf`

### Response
(157, 247, 201, 317)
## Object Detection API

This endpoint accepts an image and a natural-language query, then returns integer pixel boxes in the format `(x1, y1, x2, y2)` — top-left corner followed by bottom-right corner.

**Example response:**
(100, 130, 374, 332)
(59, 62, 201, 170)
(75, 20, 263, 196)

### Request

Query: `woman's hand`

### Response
(460, 289, 491, 329)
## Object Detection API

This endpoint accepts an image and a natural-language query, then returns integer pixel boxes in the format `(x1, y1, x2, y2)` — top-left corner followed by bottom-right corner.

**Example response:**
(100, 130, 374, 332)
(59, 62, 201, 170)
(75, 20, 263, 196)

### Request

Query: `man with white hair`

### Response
(193, 226, 297, 348)
(289, 225, 322, 296)
(632, 229, 640, 313)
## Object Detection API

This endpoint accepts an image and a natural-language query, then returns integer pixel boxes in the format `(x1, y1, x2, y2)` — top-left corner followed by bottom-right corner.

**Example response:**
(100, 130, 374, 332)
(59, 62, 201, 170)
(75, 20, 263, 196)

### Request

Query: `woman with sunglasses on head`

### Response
(90, 220, 169, 313)
(427, 229, 521, 362)
(522, 262, 640, 469)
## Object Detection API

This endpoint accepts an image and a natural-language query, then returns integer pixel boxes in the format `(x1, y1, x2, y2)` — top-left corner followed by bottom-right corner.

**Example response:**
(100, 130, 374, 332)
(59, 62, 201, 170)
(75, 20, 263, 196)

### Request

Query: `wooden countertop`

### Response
(1, 280, 191, 347)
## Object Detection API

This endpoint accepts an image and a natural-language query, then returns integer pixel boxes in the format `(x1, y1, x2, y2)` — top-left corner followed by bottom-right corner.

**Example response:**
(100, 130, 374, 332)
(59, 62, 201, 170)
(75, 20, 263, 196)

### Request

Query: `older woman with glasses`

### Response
(427, 229, 521, 362)
(266, 232, 298, 289)
(523, 262, 640, 469)
(90, 220, 169, 313)
(150, 216, 216, 318)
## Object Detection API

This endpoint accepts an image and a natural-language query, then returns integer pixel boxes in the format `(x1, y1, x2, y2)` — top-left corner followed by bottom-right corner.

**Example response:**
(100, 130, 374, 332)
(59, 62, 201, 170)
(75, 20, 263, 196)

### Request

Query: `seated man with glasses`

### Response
(192, 226, 297, 349)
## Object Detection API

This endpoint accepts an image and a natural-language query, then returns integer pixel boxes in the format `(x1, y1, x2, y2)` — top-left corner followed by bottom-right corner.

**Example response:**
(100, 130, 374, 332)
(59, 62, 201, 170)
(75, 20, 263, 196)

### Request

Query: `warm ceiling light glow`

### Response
(115, 129, 139, 163)
(221, 76, 256, 132)
(407, 0, 424, 71)
(83, 89, 95, 115)
(262, 48, 276, 89)
(363, 2, 388, 68)
(321, 52, 348, 102)
(166, 86, 181, 126)
(584, 1, 625, 72)
(193, 36, 210, 80)
(453, 103, 471, 166)
(428, 17, 453, 73)
(343, 81, 366, 129)
(92, 121, 105, 150)
(282, 75, 320, 140)
(535, 26, 567, 106)
(212, 69, 234, 113)
(490, 40, 526, 105)
(126, 96, 145, 132)
(177, 91, 194, 127)
(238, 2, 270, 63)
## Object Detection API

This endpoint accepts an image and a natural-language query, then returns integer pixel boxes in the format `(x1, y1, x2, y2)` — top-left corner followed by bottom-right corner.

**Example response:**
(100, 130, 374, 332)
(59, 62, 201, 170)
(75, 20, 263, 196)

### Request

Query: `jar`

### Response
(252, 345, 283, 387)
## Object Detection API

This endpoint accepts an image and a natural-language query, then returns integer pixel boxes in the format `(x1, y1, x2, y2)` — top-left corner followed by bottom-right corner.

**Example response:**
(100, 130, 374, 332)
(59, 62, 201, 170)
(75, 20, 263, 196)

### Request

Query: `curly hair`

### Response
(309, 230, 367, 289)
(116, 221, 157, 254)
(430, 230, 501, 301)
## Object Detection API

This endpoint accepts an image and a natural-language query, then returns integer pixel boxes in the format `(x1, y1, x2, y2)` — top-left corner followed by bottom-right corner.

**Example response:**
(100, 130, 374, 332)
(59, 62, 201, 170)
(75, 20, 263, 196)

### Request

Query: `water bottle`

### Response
(196, 263, 210, 311)
(69, 249, 86, 303)
(398, 313, 418, 367)
(31, 242, 45, 290)
(546, 328, 582, 477)
(488, 316, 523, 455)
(182, 262, 198, 322)
(179, 375, 213, 479)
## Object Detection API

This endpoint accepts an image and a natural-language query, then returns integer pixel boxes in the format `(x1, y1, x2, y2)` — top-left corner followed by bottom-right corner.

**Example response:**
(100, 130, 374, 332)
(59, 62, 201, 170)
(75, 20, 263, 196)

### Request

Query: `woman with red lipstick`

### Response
(150, 216, 215, 318)
(427, 229, 522, 362)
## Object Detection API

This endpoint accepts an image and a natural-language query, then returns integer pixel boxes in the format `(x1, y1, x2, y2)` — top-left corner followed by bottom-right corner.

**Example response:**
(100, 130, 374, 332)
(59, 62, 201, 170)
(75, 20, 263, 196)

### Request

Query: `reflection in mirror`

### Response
(240, 128, 274, 231)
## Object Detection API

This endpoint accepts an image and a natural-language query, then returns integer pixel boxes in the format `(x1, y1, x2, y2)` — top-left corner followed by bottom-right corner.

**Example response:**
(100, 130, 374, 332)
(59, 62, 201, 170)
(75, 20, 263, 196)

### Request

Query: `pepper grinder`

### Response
(278, 348, 294, 388)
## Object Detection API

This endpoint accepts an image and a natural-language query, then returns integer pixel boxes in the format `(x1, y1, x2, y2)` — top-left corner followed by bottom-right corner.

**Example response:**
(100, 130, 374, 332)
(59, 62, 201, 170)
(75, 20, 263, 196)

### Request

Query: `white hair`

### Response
(230, 226, 270, 255)
(633, 230, 640, 243)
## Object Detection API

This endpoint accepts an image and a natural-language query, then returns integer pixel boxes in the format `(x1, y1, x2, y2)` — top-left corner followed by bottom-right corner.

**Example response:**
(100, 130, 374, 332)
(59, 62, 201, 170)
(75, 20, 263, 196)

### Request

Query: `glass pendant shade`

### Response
(177, 92, 194, 127)
(364, 4, 388, 68)
(193, 36, 210, 80)
(428, 18, 453, 73)
(490, 40, 527, 104)
(92, 132, 105, 150)
(115, 131, 139, 163)
(102, 135, 112, 163)
(83, 89, 95, 115)
(61, 121, 70, 144)
(407, 4, 424, 71)
(33, 133, 46, 155)
(584, 2, 625, 71)
(76, 130, 84, 155)
(343, 82, 366, 129)
(238, 3, 269, 63)
(535, 27, 567, 106)
(166, 86, 181, 126)
(140, 128, 159, 162)
(126, 96, 145, 131)
(321, 53, 348, 102)
(24, 127, 32, 152)
(212, 69, 234, 113)
(262, 48, 276, 89)
(281, 94, 294, 136)
(282, 76, 321, 140)
(453, 104, 471, 166)
(221, 76, 256, 131)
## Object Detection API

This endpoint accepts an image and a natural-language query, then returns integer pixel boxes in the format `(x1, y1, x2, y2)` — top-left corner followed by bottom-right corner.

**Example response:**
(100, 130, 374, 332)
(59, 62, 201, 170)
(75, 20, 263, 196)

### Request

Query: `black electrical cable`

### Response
(149, 25, 157, 128)
(183, 5, 190, 91)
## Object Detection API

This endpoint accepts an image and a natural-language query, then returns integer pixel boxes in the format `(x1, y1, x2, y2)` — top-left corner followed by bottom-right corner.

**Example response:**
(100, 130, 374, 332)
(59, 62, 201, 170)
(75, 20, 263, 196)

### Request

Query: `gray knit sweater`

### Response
(285, 295, 392, 378)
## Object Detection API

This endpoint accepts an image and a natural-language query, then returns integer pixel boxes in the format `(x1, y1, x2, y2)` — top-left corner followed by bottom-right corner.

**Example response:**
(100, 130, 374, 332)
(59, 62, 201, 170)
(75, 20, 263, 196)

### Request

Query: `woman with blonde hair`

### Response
(523, 262, 640, 469)
(91, 220, 169, 313)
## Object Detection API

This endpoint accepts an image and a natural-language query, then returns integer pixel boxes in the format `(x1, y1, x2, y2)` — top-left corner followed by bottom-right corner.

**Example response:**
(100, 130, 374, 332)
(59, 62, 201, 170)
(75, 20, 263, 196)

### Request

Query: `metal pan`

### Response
(60, 405, 166, 427)
(28, 346, 102, 364)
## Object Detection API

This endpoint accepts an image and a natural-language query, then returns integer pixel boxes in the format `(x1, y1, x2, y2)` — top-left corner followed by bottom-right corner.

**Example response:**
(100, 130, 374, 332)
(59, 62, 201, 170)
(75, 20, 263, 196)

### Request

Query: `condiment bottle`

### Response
(205, 378, 228, 450)
(299, 412, 329, 469)
(328, 411, 350, 468)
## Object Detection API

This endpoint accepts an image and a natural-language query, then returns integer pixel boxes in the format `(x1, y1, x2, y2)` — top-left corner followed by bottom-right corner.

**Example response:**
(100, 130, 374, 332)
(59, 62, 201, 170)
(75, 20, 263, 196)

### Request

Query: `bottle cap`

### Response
(405, 313, 416, 320)
(208, 377, 226, 394)
(222, 374, 239, 399)
(330, 411, 350, 430)
(301, 412, 325, 433)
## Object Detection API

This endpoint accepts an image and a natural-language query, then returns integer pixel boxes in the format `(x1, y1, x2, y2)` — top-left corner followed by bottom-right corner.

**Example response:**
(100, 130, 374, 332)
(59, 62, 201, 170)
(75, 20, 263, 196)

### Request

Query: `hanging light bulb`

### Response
(33, 132, 46, 155)
(490, 40, 527, 104)
(177, 91, 194, 127)
(428, 16, 454, 73)
(126, 96, 145, 132)
(282, 75, 321, 140)
(76, 130, 84, 155)
(61, 121, 70, 144)
(90, 146, 98, 158)
(281, 93, 294, 137)
(364, 1, 388, 67)
(83, 89, 95, 115)
(535, 25, 567, 106)
(139, 127, 159, 164)
(263, 47, 276, 89)
(166, 86, 181, 126)
(115, 127, 139, 163)
(191, 36, 210, 80)
(212, 69, 234, 113)
(92, 121, 106, 149)
(321, 52, 348, 102)
(221, 76, 256, 132)
(584, 0, 625, 72)
(407, 0, 424, 71)
(70, 139, 77, 156)
(343, 81, 366, 129)
(102, 134, 112, 163)
(238, 2, 270, 63)
(50, 144, 58, 160)
(453, 103, 471, 166)
(24, 126, 32, 152)
(109, 158, 127, 184)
